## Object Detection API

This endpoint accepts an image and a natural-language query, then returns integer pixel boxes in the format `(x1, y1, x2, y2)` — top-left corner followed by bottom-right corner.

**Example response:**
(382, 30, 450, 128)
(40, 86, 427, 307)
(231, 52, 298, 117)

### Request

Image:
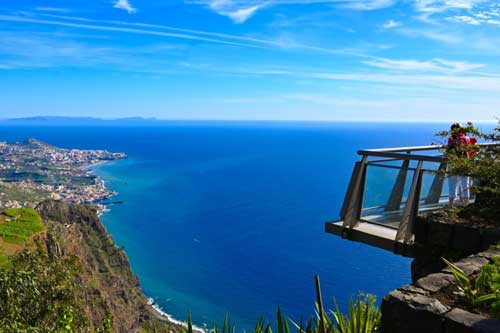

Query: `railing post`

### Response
(424, 162, 446, 205)
(395, 161, 423, 244)
(342, 155, 367, 229)
(340, 162, 361, 219)
(385, 159, 410, 212)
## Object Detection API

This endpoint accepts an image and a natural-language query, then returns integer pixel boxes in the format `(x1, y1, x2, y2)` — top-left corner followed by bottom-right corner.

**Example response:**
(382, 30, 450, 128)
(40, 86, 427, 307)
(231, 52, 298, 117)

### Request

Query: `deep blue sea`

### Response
(0, 121, 458, 330)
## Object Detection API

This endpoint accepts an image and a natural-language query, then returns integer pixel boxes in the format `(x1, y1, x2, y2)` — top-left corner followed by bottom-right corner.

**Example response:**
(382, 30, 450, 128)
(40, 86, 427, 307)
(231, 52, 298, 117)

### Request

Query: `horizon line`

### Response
(1, 116, 497, 125)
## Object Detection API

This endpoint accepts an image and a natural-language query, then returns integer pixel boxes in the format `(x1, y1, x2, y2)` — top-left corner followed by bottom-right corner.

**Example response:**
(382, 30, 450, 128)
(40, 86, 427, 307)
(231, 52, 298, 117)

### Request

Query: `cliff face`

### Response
(35, 200, 179, 333)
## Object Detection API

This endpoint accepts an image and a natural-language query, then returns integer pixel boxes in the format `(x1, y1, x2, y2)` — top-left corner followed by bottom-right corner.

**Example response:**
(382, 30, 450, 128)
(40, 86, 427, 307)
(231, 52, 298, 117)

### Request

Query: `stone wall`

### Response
(411, 212, 500, 282)
(381, 249, 500, 333)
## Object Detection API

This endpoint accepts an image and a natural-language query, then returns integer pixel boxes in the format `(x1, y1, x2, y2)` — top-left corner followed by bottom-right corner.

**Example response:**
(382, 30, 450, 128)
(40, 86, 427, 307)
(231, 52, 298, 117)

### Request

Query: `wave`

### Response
(147, 297, 205, 332)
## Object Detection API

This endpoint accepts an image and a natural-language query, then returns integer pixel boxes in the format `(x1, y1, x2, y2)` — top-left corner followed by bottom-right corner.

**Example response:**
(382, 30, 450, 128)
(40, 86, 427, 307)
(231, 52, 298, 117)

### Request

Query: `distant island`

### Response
(0, 138, 126, 212)
(0, 116, 161, 126)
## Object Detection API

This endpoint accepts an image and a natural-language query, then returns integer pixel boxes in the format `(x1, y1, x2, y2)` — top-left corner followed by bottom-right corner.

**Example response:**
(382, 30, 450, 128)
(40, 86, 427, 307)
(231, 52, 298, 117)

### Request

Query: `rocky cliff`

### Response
(35, 200, 181, 333)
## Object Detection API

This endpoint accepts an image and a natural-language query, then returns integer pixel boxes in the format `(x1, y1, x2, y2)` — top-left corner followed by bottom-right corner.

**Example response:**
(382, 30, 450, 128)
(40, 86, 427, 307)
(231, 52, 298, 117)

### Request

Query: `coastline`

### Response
(87, 161, 201, 331)
(147, 298, 204, 332)
(80, 160, 112, 172)
(84, 160, 119, 216)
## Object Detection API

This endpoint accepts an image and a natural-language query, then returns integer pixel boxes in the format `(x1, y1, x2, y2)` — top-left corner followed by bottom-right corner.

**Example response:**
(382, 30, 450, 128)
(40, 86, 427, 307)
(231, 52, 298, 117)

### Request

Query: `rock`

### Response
(416, 272, 455, 293)
(45, 232, 63, 258)
(381, 288, 449, 333)
(411, 257, 446, 283)
(399, 284, 430, 296)
(444, 308, 500, 333)
(477, 249, 500, 260)
(443, 255, 489, 276)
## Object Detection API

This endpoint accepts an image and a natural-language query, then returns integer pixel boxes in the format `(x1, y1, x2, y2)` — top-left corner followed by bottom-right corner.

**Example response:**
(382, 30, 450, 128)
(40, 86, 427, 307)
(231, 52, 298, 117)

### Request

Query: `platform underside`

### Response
(324, 221, 415, 257)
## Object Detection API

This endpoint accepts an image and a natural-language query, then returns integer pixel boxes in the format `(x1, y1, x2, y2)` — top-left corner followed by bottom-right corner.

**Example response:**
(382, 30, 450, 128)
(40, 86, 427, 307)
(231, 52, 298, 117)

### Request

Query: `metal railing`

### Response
(339, 143, 498, 246)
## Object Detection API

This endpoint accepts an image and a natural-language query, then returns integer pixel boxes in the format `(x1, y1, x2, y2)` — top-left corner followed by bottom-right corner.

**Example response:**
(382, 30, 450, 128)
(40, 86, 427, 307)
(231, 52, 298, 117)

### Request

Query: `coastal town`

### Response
(0, 138, 126, 212)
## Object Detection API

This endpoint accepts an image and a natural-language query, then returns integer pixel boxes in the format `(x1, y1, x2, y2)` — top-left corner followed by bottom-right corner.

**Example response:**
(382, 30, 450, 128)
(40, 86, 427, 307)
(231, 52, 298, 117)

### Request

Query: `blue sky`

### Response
(0, 0, 499, 121)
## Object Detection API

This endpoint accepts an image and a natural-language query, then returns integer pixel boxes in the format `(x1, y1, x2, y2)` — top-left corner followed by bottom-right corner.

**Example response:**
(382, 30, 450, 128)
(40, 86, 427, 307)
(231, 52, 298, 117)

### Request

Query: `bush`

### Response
(437, 121, 500, 223)
(0, 250, 113, 333)
(444, 256, 500, 319)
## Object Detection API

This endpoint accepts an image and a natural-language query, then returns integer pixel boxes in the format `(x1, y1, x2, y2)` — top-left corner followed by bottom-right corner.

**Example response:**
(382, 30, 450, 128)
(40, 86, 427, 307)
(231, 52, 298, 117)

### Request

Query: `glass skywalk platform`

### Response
(324, 144, 495, 257)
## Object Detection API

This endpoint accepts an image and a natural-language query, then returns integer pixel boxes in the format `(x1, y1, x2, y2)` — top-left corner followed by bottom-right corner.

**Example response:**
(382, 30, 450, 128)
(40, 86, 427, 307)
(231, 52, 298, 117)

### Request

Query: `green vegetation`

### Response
(0, 250, 113, 333)
(438, 121, 500, 223)
(443, 257, 500, 318)
(0, 207, 44, 245)
(0, 182, 50, 210)
(178, 294, 380, 333)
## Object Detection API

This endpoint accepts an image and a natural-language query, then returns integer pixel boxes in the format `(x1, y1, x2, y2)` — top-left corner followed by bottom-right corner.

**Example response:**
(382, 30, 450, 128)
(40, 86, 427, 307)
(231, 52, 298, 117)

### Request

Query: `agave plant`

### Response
(289, 294, 380, 333)
(183, 293, 380, 333)
(330, 294, 380, 333)
(442, 257, 497, 307)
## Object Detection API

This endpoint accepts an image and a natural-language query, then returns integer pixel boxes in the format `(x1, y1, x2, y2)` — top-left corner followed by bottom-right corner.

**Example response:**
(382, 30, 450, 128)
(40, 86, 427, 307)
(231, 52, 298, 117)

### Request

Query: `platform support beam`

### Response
(385, 159, 410, 212)
(341, 156, 367, 229)
(424, 162, 446, 205)
(396, 161, 423, 243)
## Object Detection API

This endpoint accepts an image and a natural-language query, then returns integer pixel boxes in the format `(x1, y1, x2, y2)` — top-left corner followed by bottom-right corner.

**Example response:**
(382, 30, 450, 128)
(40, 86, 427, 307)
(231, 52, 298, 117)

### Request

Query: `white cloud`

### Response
(0, 15, 264, 48)
(433, 58, 485, 71)
(341, 0, 397, 10)
(363, 57, 484, 72)
(414, 0, 486, 14)
(6, 13, 371, 57)
(35, 7, 70, 13)
(284, 93, 500, 122)
(398, 28, 462, 44)
(414, 0, 500, 26)
(382, 19, 402, 28)
(113, 0, 137, 14)
(188, 0, 400, 23)
(219, 4, 265, 23)
(447, 15, 481, 24)
(308, 71, 500, 93)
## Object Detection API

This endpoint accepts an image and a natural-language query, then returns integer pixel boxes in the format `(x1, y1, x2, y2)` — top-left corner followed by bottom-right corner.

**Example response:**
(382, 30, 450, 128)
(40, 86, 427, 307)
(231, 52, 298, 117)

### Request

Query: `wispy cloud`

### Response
(3, 13, 371, 58)
(446, 7, 500, 26)
(363, 57, 484, 72)
(414, 0, 500, 26)
(308, 71, 500, 92)
(382, 19, 401, 28)
(35, 7, 70, 13)
(397, 28, 462, 44)
(414, 0, 484, 14)
(283, 92, 500, 122)
(447, 15, 481, 24)
(188, 0, 399, 23)
(205, 1, 266, 23)
(0, 15, 262, 48)
(114, 0, 137, 14)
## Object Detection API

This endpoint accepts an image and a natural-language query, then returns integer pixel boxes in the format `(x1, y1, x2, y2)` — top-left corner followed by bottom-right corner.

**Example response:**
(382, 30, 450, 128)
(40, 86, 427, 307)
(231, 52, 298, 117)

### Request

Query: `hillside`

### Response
(0, 200, 181, 333)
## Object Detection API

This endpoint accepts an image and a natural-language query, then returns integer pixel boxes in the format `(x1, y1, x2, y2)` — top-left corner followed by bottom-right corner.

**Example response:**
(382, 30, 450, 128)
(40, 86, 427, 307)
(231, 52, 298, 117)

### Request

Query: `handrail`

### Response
(358, 150, 444, 162)
(359, 144, 444, 154)
(359, 142, 499, 155)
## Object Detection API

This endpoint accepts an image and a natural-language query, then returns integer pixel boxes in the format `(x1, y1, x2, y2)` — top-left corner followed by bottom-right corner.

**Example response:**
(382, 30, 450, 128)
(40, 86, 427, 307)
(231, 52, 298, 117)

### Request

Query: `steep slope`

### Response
(35, 200, 181, 333)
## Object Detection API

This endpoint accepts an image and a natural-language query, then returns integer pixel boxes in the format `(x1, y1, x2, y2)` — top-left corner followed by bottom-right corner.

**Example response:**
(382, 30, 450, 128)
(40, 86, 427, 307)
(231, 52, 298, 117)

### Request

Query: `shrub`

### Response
(0, 250, 113, 333)
(437, 121, 500, 223)
(443, 256, 500, 318)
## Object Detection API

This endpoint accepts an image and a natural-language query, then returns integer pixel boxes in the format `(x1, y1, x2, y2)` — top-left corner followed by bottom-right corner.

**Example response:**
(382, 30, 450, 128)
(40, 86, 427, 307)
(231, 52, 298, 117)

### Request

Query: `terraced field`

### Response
(0, 207, 44, 267)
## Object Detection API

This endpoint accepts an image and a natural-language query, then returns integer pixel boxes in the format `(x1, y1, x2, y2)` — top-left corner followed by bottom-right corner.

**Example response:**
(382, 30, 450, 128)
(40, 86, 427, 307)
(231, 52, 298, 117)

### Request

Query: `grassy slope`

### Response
(0, 207, 45, 267)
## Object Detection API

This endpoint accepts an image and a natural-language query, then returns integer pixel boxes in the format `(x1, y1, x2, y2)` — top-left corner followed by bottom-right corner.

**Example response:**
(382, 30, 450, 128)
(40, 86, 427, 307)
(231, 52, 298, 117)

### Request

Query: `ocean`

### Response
(0, 121, 456, 330)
